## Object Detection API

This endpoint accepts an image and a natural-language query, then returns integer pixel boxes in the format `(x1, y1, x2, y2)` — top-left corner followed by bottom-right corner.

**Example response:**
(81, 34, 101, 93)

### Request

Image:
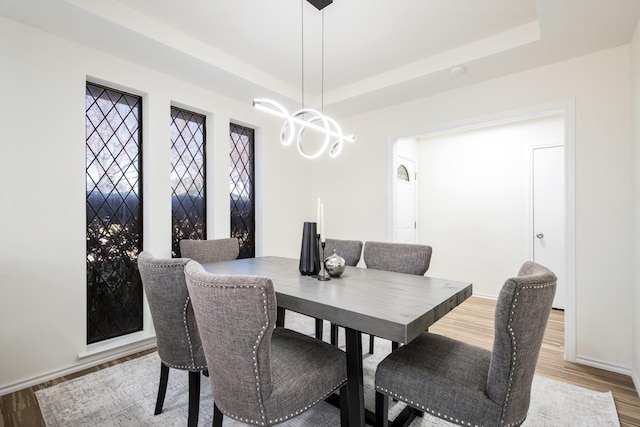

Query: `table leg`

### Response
(315, 318, 324, 340)
(276, 307, 285, 327)
(345, 327, 364, 427)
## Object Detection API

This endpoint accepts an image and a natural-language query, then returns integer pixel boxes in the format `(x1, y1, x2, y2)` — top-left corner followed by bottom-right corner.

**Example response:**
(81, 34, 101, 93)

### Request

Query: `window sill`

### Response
(78, 331, 156, 362)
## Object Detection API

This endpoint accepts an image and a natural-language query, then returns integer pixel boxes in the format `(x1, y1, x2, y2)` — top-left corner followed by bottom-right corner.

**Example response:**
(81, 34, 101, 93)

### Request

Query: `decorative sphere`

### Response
(324, 250, 346, 277)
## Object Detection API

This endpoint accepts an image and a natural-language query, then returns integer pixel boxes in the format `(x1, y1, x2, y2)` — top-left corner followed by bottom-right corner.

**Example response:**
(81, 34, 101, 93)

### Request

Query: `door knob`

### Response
(536, 233, 544, 239)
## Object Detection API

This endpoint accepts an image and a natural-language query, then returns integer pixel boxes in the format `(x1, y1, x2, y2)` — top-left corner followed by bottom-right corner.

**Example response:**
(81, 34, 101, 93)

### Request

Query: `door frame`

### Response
(389, 99, 576, 362)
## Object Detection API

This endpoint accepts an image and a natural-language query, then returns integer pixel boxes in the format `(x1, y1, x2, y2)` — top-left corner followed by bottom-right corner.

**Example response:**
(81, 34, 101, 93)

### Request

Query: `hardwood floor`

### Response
(1, 297, 639, 426)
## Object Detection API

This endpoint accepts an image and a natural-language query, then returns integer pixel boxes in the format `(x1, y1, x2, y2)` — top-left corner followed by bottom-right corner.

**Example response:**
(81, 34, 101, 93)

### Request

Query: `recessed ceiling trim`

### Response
(64, 0, 302, 101)
(7, 0, 638, 119)
(323, 20, 541, 105)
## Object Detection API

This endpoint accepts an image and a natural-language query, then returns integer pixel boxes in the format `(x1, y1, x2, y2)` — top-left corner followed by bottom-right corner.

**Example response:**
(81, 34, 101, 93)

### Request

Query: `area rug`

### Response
(36, 313, 620, 426)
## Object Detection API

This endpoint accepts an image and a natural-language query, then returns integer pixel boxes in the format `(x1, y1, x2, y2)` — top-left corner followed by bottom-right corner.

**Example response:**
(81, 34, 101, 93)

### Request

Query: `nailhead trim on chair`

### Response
(140, 261, 207, 371)
(253, 287, 269, 425)
(189, 281, 270, 425)
(375, 385, 483, 427)
(498, 281, 555, 427)
(265, 381, 346, 425)
(191, 278, 347, 426)
(182, 296, 207, 370)
(375, 384, 524, 427)
(376, 280, 555, 427)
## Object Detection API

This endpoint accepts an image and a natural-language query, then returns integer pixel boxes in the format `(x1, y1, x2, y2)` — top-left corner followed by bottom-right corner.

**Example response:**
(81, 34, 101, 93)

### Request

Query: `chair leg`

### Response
(375, 391, 389, 427)
(369, 334, 375, 354)
(154, 363, 169, 415)
(330, 323, 339, 346)
(212, 402, 224, 427)
(339, 385, 349, 427)
(315, 318, 324, 340)
(188, 371, 201, 427)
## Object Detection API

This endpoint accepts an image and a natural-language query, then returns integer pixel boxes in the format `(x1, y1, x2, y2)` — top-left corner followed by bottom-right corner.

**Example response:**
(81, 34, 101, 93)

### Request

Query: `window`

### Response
(397, 164, 410, 182)
(170, 107, 206, 257)
(230, 124, 255, 259)
(85, 82, 143, 344)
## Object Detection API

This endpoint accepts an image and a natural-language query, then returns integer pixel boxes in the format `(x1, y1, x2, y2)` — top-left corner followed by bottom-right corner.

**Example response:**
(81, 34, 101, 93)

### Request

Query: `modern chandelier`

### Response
(252, 0, 355, 159)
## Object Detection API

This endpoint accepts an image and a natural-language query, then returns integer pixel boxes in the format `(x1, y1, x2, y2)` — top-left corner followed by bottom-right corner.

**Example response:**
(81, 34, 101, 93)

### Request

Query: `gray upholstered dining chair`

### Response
(375, 261, 556, 427)
(137, 251, 207, 427)
(179, 237, 239, 263)
(316, 238, 364, 341)
(362, 241, 433, 352)
(324, 238, 364, 267)
(184, 260, 349, 426)
(363, 241, 432, 275)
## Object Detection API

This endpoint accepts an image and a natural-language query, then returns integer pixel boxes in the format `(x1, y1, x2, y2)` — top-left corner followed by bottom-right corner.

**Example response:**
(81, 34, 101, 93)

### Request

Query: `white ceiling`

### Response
(3, 0, 640, 117)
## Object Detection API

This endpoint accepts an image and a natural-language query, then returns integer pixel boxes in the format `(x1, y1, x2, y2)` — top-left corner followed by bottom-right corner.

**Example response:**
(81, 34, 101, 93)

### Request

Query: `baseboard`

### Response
(574, 356, 632, 377)
(0, 338, 157, 397)
(470, 292, 497, 301)
(633, 369, 640, 398)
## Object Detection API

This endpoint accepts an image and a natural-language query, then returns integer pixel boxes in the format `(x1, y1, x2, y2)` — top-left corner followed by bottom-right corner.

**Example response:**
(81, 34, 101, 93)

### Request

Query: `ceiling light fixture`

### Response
(252, 0, 354, 159)
(450, 65, 467, 75)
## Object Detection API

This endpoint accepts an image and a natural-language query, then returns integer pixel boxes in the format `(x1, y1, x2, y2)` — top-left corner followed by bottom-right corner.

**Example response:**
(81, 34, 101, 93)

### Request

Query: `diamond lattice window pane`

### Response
(86, 83, 143, 344)
(170, 107, 206, 257)
(230, 124, 255, 259)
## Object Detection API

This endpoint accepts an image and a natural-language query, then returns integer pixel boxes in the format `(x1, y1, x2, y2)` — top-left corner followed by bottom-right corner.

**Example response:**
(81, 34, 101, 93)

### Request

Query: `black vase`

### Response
(299, 222, 320, 275)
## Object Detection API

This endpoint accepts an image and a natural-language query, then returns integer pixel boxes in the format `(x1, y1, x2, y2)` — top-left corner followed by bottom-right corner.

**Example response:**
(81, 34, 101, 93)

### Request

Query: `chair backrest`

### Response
(363, 241, 432, 275)
(137, 251, 206, 370)
(487, 261, 557, 425)
(179, 238, 240, 263)
(184, 260, 277, 423)
(324, 238, 363, 266)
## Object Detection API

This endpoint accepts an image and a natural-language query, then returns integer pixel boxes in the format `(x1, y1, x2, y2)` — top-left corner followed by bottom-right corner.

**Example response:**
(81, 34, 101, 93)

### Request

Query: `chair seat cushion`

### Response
(264, 328, 347, 424)
(375, 332, 503, 426)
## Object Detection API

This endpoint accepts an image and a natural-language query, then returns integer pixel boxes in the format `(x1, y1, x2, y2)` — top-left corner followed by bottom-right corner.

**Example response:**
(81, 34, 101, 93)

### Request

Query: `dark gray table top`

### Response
(201, 256, 472, 344)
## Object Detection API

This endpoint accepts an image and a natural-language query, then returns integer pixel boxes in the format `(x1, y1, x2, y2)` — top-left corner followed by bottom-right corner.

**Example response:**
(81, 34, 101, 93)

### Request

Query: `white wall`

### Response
(313, 45, 633, 372)
(631, 19, 640, 391)
(0, 17, 311, 393)
(415, 116, 564, 297)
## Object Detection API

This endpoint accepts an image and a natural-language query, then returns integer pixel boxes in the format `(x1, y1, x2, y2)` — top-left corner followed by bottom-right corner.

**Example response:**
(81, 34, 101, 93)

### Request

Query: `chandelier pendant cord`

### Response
(252, 0, 355, 159)
(321, 10, 324, 114)
(301, 0, 305, 110)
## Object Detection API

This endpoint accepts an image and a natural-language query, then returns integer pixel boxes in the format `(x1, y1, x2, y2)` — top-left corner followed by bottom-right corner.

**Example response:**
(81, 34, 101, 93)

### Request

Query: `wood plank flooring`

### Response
(1, 297, 639, 426)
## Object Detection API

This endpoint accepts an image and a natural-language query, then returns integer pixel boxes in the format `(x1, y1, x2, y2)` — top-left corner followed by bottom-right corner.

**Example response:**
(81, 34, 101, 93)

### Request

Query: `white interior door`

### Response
(395, 157, 417, 243)
(532, 145, 566, 309)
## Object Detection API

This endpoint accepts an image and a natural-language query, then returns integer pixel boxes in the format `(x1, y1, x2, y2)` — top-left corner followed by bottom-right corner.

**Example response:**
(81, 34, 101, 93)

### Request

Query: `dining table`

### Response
(202, 256, 472, 427)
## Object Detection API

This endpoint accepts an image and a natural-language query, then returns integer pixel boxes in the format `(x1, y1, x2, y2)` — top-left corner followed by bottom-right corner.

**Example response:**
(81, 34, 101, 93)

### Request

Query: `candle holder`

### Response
(318, 240, 331, 281)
